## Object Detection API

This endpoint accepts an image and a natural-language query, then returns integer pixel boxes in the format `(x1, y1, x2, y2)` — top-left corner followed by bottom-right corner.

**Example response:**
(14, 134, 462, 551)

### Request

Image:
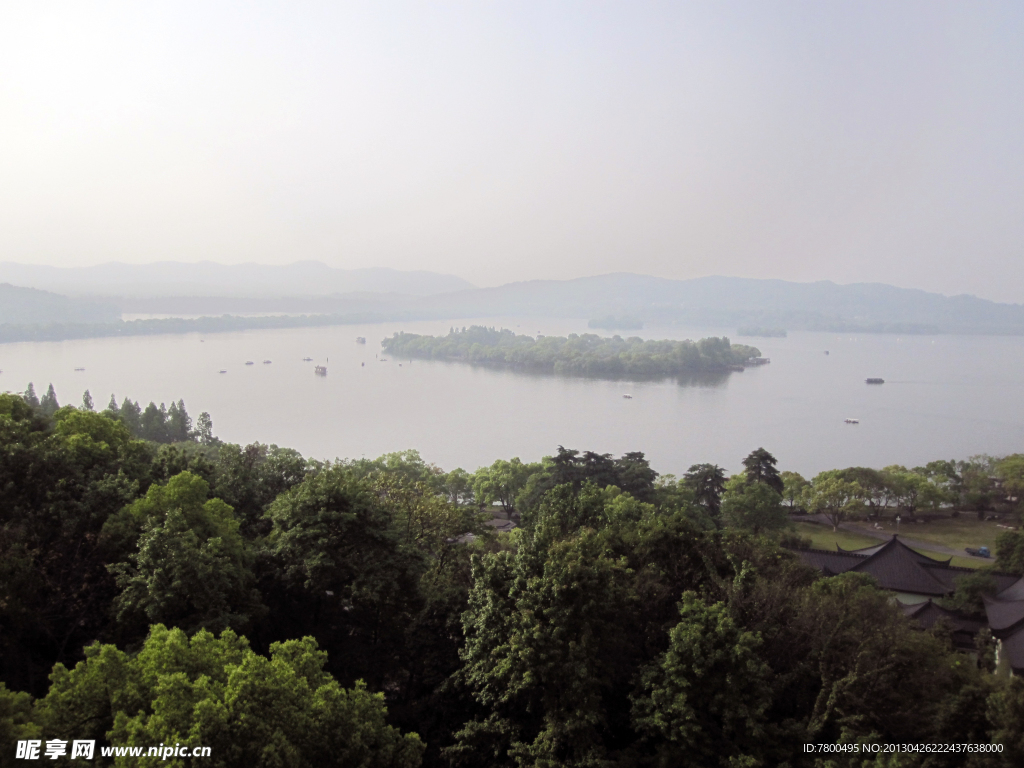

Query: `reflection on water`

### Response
(428, 358, 732, 388)
(1, 316, 1022, 476)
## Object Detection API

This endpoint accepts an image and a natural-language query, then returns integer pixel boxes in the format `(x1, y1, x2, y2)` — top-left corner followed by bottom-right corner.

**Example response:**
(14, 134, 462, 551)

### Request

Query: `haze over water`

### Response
(2, 320, 1022, 476)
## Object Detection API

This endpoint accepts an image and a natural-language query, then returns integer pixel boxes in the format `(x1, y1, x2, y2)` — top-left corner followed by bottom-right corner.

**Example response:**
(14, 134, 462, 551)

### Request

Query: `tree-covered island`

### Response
(381, 326, 761, 378)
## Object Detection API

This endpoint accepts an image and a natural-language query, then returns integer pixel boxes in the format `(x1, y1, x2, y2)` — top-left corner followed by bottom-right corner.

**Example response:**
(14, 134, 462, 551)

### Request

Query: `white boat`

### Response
(263, 360, 272, 364)
(302, 357, 313, 361)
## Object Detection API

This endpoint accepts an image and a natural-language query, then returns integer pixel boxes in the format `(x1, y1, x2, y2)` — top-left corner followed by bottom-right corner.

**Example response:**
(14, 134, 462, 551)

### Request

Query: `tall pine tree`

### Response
(23, 383, 39, 408)
(39, 384, 59, 416)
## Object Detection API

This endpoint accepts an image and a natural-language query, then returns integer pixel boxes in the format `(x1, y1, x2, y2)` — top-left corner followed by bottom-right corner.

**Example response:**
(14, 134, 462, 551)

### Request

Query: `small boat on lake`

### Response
(356, 337, 366, 344)
(866, 378, 885, 384)
(245, 361, 254, 365)
(314, 365, 327, 376)
(74, 367, 85, 371)
(263, 360, 272, 364)
(219, 370, 227, 374)
(622, 394, 633, 399)
(844, 418, 859, 424)
(302, 357, 313, 361)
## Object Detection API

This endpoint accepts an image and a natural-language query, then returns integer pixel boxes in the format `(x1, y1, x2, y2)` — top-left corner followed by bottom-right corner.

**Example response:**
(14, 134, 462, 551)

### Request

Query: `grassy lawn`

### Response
(791, 522, 879, 552)
(790, 520, 1000, 570)
(844, 516, 1011, 557)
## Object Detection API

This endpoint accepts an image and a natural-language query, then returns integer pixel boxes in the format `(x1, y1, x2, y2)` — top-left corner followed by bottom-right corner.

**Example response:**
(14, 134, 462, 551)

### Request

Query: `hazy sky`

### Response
(1, 2, 1022, 300)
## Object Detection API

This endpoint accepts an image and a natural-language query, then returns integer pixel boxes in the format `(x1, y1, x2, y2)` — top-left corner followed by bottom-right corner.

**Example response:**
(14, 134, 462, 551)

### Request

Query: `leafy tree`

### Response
(109, 472, 263, 638)
(882, 465, 947, 514)
(138, 401, 169, 442)
(263, 466, 421, 688)
(472, 458, 534, 516)
(450, 528, 632, 767)
(741, 447, 783, 493)
(150, 443, 217, 488)
(987, 677, 1024, 762)
(194, 411, 216, 444)
(550, 445, 584, 488)
(36, 625, 424, 767)
(440, 467, 475, 506)
(0, 682, 41, 761)
(211, 442, 308, 536)
(166, 399, 192, 442)
(995, 530, 1024, 575)
(348, 449, 441, 488)
(944, 570, 998, 617)
(996, 453, 1024, 510)
(81, 389, 94, 411)
(836, 467, 889, 518)
(793, 572, 984, 748)
(684, 463, 727, 518)
(720, 475, 788, 535)
(375, 475, 480, 560)
(0, 405, 147, 693)
(22, 382, 39, 408)
(39, 383, 59, 415)
(118, 397, 142, 435)
(780, 470, 809, 509)
(805, 472, 864, 531)
(631, 592, 771, 767)
(614, 451, 658, 501)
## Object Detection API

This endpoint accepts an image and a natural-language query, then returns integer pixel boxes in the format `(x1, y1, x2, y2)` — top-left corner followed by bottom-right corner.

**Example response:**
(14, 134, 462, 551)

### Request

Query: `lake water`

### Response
(2, 318, 1023, 477)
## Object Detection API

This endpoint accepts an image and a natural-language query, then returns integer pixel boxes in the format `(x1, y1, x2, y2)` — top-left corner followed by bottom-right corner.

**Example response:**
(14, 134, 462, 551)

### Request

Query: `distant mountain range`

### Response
(0, 261, 474, 297)
(2, 267, 1024, 337)
(402, 274, 1024, 335)
(0, 284, 119, 325)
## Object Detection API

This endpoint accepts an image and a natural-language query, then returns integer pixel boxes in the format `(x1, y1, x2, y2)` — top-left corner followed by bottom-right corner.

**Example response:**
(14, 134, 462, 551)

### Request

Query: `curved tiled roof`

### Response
(795, 548, 865, 576)
(982, 595, 1024, 635)
(996, 576, 1024, 601)
(900, 599, 985, 649)
(847, 537, 952, 596)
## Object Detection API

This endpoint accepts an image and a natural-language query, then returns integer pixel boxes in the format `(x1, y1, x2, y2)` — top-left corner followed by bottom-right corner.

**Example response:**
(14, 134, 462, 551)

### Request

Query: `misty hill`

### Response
(0, 284, 120, 325)
(0, 261, 474, 298)
(408, 274, 1024, 334)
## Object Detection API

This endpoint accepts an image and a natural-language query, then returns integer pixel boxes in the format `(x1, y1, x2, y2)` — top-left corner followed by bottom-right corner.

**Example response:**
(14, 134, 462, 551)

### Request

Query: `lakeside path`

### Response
(797, 514, 993, 564)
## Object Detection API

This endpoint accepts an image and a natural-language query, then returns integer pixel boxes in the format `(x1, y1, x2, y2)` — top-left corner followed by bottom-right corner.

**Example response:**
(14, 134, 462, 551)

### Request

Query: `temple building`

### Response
(795, 535, 1024, 674)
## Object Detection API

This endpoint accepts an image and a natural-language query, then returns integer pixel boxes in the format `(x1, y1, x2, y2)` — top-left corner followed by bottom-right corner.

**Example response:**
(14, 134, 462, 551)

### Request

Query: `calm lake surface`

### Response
(2, 317, 1023, 476)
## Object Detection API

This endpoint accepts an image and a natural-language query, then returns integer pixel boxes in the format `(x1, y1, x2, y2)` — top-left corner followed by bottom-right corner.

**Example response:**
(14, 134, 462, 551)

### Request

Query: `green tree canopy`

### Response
(36, 625, 424, 768)
(684, 463, 727, 518)
(741, 447, 784, 494)
(805, 472, 864, 531)
(631, 592, 771, 767)
(721, 474, 788, 535)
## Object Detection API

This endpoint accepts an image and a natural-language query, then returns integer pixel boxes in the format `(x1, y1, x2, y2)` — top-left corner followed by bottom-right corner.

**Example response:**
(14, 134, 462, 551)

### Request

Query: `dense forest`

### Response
(3, 390, 1024, 766)
(381, 326, 761, 378)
